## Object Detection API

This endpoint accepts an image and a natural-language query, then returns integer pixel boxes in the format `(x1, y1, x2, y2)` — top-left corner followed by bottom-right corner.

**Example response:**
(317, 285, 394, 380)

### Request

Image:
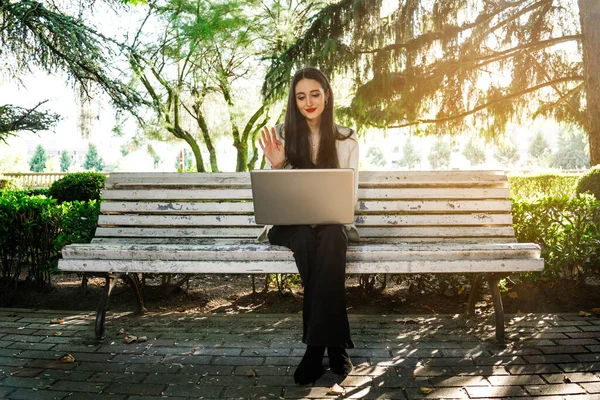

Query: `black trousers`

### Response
(268, 224, 354, 349)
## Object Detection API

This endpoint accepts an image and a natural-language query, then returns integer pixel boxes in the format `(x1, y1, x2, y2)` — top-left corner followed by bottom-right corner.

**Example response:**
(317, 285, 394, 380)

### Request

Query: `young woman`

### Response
(257, 67, 359, 385)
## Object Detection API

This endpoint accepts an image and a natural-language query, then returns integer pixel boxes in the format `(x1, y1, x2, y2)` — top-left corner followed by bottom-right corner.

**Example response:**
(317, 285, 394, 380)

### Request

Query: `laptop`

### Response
(250, 169, 355, 225)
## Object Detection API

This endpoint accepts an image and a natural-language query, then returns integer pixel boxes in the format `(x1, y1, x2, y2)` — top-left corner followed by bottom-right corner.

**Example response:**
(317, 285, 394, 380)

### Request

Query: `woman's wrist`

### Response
(272, 161, 284, 169)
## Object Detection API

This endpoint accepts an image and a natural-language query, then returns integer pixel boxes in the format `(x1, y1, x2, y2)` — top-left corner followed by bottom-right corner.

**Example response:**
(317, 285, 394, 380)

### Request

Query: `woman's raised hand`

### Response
(258, 126, 285, 169)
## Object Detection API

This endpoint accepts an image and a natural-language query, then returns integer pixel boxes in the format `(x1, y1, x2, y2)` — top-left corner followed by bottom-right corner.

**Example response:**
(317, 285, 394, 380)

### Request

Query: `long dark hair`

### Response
(283, 67, 353, 169)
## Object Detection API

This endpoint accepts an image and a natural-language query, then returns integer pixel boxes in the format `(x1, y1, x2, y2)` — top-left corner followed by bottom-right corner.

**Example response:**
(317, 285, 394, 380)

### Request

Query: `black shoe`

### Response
(293, 345, 325, 385)
(327, 346, 353, 376)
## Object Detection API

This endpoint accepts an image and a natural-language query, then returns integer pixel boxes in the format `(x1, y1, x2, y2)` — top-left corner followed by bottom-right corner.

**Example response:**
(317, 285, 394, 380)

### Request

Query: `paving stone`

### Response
(523, 354, 577, 363)
(581, 382, 600, 393)
(145, 372, 199, 384)
(506, 364, 562, 374)
(349, 365, 389, 376)
(65, 394, 127, 400)
(406, 386, 468, 399)
(417, 357, 474, 367)
(284, 385, 333, 398)
(559, 362, 600, 372)
(8, 342, 56, 351)
(104, 382, 165, 396)
(0, 376, 55, 389)
(568, 332, 600, 339)
(525, 383, 586, 396)
(452, 365, 509, 376)
(542, 372, 600, 383)
(126, 363, 181, 373)
(233, 365, 287, 376)
(465, 385, 527, 398)
(193, 347, 242, 356)
(51, 379, 107, 393)
(556, 338, 600, 346)
(589, 345, 600, 352)
(262, 356, 300, 366)
(162, 383, 224, 397)
(430, 375, 488, 386)
(75, 361, 127, 372)
(575, 353, 600, 362)
(539, 345, 590, 354)
(0, 387, 14, 398)
(39, 370, 93, 381)
(4, 388, 70, 400)
(487, 374, 545, 385)
(0, 367, 43, 378)
(581, 325, 600, 332)
(25, 359, 78, 370)
(529, 332, 570, 339)
(160, 355, 212, 365)
(0, 340, 12, 348)
(212, 355, 265, 366)
(374, 375, 430, 388)
(89, 371, 146, 383)
(0, 357, 30, 367)
(472, 356, 526, 365)
(256, 374, 295, 386)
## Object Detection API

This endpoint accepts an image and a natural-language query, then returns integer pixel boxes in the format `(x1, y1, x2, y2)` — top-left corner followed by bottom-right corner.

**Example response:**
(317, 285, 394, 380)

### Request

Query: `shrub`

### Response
(508, 173, 581, 199)
(512, 194, 600, 281)
(48, 172, 106, 203)
(0, 191, 100, 288)
(576, 166, 600, 200)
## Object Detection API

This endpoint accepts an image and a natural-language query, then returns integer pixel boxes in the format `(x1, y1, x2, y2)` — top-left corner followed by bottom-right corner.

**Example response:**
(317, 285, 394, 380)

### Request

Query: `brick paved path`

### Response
(0, 308, 599, 399)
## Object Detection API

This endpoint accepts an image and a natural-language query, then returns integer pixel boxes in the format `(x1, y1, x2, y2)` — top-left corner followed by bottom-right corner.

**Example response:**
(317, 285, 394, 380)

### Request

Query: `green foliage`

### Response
(48, 172, 106, 204)
(508, 174, 581, 199)
(494, 141, 519, 167)
(397, 137, 421, 169)
(576, 166, 600, 199)
(462, 138, 486, 166)
(550, 130, 590, 170)
(59, 150, 71, 172)
(427, 139, 451, 169)
(0, 102, 60, 143)
(0, 190, 100, 287)
(529, 132, 550, 161)
(512, 194, 600, 281)
(29, 144, 47, 172)
(83, 144, 103, 171)
(366, 146, 386, 167)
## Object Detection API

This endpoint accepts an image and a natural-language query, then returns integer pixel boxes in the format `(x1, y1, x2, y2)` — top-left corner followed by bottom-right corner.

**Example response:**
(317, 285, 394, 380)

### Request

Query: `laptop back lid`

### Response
(250, 169, 355, 225)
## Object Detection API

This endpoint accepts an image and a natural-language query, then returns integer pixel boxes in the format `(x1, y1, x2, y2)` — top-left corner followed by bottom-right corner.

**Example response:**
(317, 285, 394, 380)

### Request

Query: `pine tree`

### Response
(29, 144, 47, 172)
(530, 132, 550, 160)
(398, 137, 421, 170)
(494, 142, 520, 167)
(83, 144, 103, 171)
(463, 138, 487, 167)
(59, 150, 71, 172)
(551, 129, 590, 169)
(428, 139, 451, 169)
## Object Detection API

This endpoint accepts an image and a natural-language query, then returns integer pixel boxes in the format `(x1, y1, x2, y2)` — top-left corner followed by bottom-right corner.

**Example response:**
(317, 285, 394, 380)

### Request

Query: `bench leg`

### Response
(126, 273, 146, 315)
(486, 273, 506, 345)
(95, 274, 116, 339)
(467, 274, 484, 315)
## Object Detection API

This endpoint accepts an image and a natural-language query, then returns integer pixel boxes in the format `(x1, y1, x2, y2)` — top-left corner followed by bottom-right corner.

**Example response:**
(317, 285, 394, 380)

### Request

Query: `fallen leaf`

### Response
(253, 351, 260, 355)
(591, 308, 600, 314)
(563, 376, 572, 383)
(137, 336, 147, 342)
(508, 292, 518, 299)
(50, 318, 64, 324)
(457, 287, 465, 295)
(124, 335, 137, 344)
(327, 383, 345, 396)
(59, 353, 75, 363)
(53, 332, 62, 337)
(245, 369, 256, 377)
(118, 328, 125, 335)
(419, 387, 434, 394)
(579, 311, 592, 317)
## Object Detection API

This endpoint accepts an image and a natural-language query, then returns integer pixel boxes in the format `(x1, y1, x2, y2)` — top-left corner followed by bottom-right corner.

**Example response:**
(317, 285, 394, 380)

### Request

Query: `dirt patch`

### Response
(1, 273, 599, 316)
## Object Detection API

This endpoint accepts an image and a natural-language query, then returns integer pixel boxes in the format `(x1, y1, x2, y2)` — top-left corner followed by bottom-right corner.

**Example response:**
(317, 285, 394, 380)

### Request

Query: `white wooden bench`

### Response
(58, 170, 543, 343)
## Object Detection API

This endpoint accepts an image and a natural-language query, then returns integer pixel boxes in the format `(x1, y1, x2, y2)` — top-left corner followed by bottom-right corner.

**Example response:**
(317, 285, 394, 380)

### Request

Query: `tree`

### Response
(428, 139, 451, 169)
(263, 0, 600, 166)
(550, 129, 589, 169)
(83, 144, 103, 171)
(494, 142, 520, 167)
(60, 150, 72, 172)
(366, 146, 386, 168)
(0, 102, 60, 143)
(463, 138, 487, 167)
(529, 132, 551, 162)
(397, 137, 421, 170)
(29, 144, 47, 172)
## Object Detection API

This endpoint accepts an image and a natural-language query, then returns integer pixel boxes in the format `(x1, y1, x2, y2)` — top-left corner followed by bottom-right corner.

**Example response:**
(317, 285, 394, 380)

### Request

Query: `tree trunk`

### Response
(579, 0, 600, 167)
(194, 110, 219, 172)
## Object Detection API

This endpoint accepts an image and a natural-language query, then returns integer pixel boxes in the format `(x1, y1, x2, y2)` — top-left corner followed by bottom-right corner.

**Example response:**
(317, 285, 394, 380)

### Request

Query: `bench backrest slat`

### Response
(95, 170, 517, 243)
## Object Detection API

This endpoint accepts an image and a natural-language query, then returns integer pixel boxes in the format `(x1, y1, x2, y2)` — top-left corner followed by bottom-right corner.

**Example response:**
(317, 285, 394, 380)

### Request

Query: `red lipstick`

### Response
(306, 108, 317, 113)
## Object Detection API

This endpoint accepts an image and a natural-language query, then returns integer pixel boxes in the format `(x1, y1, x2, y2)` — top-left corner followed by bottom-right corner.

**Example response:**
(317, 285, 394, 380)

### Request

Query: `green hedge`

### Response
(0, 190, 100, 288)
(508, 173, 581, 198)
(512, 194, 600, 281)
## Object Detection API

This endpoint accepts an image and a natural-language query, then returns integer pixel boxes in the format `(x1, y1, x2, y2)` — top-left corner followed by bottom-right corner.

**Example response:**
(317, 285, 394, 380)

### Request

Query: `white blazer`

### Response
(256, 123, 360, 243)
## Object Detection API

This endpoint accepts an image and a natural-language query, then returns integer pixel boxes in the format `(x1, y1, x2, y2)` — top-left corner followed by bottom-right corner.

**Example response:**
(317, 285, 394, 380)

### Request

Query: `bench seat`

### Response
(58, 170, 544, 343)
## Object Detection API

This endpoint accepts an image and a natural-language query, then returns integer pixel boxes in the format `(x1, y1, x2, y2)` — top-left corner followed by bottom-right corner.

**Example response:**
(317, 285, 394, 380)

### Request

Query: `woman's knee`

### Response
(318, 225, 348, 246)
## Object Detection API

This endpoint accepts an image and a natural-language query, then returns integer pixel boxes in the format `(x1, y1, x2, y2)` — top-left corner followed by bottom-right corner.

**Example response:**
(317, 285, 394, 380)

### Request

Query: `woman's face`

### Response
(295, 78, 329, 122)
